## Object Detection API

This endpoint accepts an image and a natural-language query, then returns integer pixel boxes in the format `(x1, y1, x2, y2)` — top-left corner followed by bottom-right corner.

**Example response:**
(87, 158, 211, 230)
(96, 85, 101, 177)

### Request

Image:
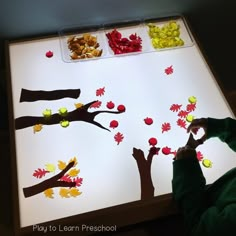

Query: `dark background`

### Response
(0, 0, 236, 235)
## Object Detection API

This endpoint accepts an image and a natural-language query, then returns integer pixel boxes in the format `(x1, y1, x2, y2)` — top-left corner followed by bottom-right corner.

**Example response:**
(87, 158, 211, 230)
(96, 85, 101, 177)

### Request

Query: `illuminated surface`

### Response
(8, 18, 235, 227)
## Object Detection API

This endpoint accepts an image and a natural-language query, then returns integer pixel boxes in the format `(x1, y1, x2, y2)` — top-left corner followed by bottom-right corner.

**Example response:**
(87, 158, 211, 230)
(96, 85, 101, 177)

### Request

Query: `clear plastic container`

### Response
(59, 24, 108, 62)
(103, 20, 149, 57)
(143, 16, 194, 52)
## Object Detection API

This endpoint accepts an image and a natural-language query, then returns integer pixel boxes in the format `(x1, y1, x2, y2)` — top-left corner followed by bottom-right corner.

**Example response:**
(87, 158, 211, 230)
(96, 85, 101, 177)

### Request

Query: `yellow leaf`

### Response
(59, 188, 70, 198)
(44, 188, 54, 199)
(45, 164, 56, 173)
(33, 124, 43, 133)
(58, 160, 66, 170)
(69, 157, 78, 167)
(68, 168, 80, 177)
(74, 103, 84, 109)
(69, 188, 82, 197)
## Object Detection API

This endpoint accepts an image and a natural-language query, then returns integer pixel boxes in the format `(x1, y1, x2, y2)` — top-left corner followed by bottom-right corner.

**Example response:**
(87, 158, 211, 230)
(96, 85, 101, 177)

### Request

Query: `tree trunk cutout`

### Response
(23, 161, 76, 198)
(132, 147, 160, 200)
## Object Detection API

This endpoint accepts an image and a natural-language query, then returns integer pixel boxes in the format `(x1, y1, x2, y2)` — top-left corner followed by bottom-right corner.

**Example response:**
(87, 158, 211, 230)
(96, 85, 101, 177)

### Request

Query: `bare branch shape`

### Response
(20, 88, 81, 102)
(23, 161, 76, 198)
(15, 100, 123, 131)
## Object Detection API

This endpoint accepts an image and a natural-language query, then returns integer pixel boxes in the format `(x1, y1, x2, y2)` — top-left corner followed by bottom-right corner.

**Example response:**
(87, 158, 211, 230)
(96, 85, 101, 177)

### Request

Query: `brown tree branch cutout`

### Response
(23, 161, 76, 198)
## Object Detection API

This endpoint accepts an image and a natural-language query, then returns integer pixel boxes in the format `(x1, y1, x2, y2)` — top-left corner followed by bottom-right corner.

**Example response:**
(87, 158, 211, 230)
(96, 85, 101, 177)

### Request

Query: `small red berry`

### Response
(162, 146, 171, 155)
(148, 137, 157, 146)
(144, 117, 153, 125)
(110, 120, 119, 129)
(46, 50, 53, 58)
(117, 104, 126, 112)
(107, 101, 115, 109)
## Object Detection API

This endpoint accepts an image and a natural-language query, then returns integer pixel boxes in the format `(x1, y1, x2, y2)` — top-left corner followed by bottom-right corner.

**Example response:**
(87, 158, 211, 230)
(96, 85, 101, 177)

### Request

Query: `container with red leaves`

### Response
(104, 21, 146, 56)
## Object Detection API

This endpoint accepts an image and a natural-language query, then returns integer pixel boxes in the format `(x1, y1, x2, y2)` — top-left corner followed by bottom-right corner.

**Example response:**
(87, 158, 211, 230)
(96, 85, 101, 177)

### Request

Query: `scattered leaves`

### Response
(33, 124, 43, 133)
(74, 103, 84, 109)
(45, 164, 56, 173)
(33, 168, 49, 179)
(73, 177, 83, 187)
(178, 110, 189, 118)
(69, 157, 78, 167)
(59, 188, 70, 198)
(162, 122, 171, 133)
(69, 188, 82, 197)
(58, 160, 67, 170)
(68, 168, 80, 177)
(177, 118, 187, 129)
(90, 101, 102, 109)
(44, 188, 54, 199)
(114, 132, 124, 145)
(186, 103, 196, 112)
(60, 174, 72, 182)
(165, 65, 173, 75)
(170, 104, 182, 112)
(96, 87, 105, 96)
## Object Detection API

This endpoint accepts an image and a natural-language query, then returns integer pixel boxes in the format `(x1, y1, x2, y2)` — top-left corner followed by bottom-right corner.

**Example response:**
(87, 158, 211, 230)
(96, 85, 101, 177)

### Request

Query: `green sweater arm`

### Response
(207, 117, 236, 151)
(172, 156, 207, 233)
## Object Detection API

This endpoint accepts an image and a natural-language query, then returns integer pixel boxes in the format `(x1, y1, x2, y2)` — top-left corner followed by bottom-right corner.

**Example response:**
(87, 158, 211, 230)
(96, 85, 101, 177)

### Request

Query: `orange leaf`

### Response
(44, 188, 54, 199)
(69, 188, 82, 197)
(68, 157, 78, 167)
(59, 188, 70, 198)
(58, 160, 67, 170)
(68, 168, 80, 177)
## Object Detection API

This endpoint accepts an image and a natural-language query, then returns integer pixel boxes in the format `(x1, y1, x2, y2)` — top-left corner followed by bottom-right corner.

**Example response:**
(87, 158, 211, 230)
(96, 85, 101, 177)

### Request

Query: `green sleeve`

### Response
(191, 205, 236, 236)
(207, 117, 236, 151)
(172, 156, 207, 234)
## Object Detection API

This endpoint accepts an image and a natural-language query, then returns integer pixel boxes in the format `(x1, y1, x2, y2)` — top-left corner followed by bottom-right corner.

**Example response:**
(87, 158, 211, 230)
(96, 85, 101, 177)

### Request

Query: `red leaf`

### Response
(197, 151, 204, 161)
(96, 87, 105, 96)
(60, 174, 72, 182)
(114, 132, 124, 145)
(165, 65, 173, 75)
(162, 122, 171, 133)
(177, 118, 187, 129)
(73, 177, 83, 187)
(170, 104, 182, 112)
(90, 101, 102, 109)
(178, 110, 189, 118)
(186, 103, 196, 112)
(33, 168, 49, 179)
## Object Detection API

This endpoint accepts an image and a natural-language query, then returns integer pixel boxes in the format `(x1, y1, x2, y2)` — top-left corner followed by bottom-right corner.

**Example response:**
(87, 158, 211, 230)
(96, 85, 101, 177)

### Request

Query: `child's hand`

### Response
(175, 146, 197, 160)
(187, 118, 208, 143)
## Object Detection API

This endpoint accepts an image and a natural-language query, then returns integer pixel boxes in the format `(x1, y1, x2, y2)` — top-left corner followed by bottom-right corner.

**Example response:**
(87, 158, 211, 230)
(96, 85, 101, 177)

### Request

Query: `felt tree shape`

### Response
(15, 88, 126, 132)
(23, 157, 83, 198)
(132, 146, 160, 200)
